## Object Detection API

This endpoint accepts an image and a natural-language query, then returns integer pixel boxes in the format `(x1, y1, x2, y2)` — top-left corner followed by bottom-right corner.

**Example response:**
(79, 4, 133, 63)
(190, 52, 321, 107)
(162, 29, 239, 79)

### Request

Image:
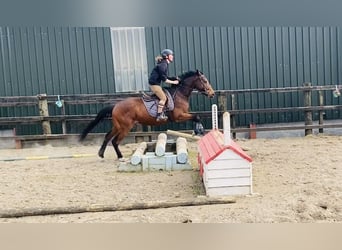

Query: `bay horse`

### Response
(79, 70, 215, 160)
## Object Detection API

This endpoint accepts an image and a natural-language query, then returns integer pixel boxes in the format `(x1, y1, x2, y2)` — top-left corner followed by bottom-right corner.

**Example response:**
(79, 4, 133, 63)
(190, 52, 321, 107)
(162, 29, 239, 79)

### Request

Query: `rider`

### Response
(148, 49, 179, 122)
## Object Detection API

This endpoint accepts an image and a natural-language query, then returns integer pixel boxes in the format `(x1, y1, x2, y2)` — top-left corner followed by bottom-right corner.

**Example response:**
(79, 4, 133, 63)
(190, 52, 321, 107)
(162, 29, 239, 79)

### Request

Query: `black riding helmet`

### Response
(161, 49, 174, 58)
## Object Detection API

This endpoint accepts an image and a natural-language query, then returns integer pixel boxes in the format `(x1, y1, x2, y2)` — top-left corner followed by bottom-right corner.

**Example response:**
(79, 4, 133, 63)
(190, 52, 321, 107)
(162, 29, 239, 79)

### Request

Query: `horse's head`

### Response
(193, 70, 215, 98)
(178, 70, 215, 98)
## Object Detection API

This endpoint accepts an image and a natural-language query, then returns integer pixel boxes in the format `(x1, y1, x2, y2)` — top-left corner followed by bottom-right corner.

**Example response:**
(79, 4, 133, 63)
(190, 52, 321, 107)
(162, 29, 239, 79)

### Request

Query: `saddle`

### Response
(142, 89, 175, 118)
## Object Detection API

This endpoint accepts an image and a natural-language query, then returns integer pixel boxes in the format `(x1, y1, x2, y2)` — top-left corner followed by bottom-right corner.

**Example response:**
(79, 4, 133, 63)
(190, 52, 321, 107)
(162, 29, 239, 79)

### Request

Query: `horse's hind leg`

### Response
(111, 135, 123, 159)
(110, 126, 133, 160)
(98, 130, 116, 158)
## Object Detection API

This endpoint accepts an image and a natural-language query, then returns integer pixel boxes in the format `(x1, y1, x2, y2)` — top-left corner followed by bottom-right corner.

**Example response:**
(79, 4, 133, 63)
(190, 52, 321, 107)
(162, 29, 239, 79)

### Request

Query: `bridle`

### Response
(176, 71, 212, 97)
(195, 74, 212, 96)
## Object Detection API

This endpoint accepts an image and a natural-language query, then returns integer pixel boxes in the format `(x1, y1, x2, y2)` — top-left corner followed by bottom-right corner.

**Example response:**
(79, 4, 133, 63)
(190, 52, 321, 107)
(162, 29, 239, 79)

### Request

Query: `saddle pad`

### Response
(142, 90, 175, 118)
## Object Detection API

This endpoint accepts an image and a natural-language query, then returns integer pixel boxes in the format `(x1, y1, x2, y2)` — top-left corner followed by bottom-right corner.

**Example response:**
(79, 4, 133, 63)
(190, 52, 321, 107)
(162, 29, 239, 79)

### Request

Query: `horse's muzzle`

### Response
(207, 91, 215, 98)
(202, 92, 215, 98)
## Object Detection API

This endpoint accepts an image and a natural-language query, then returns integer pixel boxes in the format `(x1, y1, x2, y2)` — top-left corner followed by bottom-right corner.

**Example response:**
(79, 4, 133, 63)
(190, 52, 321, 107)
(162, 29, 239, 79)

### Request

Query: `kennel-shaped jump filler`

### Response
(198, 105, 253, 196)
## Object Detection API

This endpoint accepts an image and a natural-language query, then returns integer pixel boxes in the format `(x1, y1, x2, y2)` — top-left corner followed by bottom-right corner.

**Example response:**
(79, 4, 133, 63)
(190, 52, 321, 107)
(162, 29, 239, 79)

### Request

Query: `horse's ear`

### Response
(196, 69, 200, 75)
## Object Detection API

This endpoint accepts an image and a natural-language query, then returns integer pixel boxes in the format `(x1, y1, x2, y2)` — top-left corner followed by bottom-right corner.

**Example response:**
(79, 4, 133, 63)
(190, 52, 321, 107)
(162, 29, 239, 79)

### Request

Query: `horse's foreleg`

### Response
(191, 114, 205, 135)
(174, 112, 204, 135)
(173, 112, 199, 122)
(192, 114, 201, 123)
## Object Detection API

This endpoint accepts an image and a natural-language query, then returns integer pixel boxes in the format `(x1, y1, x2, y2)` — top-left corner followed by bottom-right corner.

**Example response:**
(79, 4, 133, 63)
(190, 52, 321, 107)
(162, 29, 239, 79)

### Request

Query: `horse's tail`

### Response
(79, 105, 114, 141)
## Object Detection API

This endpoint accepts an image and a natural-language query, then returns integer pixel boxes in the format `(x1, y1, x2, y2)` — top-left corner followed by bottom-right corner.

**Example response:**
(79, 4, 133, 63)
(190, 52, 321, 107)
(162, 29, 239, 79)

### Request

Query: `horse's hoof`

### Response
(118, 157, 129, 162)
(98, 152, 104, 158)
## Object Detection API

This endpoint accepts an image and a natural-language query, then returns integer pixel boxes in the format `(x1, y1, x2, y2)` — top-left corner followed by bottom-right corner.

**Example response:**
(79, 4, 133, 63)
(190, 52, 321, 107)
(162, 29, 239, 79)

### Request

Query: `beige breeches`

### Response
(149, 85, 167, 105)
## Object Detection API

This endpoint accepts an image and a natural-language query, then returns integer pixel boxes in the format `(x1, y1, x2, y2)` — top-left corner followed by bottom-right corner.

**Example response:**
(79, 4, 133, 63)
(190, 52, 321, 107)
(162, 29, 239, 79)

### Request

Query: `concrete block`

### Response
(118, 162, 142, 172)
(148, 164, 166, 171)
(172, 162, 192, 171)
(148, 156, 166, 165)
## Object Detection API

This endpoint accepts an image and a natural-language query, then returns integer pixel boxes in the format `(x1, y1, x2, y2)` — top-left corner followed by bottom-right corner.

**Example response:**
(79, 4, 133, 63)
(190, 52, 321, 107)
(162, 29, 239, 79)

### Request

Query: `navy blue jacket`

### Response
(148, 59, 176, 85)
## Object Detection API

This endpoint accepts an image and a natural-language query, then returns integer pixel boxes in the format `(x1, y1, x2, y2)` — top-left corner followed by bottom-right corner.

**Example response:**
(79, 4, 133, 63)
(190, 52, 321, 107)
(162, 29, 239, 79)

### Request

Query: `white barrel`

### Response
(130, 142, 147, 165)
(155, 133, 167, 156)
(176, 137, 188, 164)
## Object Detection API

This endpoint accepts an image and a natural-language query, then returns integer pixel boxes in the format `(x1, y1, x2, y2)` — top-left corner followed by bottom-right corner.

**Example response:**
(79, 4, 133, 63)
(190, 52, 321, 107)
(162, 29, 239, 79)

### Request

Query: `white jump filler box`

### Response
(198, 107, 253, 196)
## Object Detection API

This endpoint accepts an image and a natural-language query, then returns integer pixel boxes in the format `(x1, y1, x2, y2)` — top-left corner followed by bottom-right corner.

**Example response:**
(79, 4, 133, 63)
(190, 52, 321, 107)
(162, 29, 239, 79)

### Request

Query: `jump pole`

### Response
(0, 196, 236, 218)
(166, 130, 201, 141)
(155, 133, 167, 156)
(176, 137, 188, 164)
(130, 141, 147, 165)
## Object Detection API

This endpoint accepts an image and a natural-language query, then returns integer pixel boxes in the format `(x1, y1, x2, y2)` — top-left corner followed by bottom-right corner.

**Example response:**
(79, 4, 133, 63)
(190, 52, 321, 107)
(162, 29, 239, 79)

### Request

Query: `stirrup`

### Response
(156, 112, 168, 122)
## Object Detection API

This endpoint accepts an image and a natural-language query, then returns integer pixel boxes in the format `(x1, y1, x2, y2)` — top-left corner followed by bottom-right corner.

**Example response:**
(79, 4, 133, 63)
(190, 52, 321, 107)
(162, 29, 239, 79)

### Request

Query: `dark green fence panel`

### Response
(145, 26, 342, 129)
(0, 27, 115, 96)
(1, 26, 342, 135)
(0, 27, 115, 135)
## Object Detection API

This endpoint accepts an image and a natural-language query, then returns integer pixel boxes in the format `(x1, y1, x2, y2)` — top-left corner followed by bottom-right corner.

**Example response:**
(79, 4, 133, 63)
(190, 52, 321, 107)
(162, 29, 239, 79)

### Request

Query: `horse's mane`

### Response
(178, 70, 197, 81)
(165, 70, 200, 93)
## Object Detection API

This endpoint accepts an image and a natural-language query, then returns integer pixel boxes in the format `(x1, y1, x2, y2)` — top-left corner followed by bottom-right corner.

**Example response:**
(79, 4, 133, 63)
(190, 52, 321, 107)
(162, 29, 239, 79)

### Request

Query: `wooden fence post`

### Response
(61, 100, 67, 134)
(303, 83, 313, 136)
(218, 92, 227, 130)
(230, 94, 237, 139)
(318, 90, 324, 133)
(135, 123, 144, 143)
(218, 92, 227, 112)
(37, 94, 51, 135)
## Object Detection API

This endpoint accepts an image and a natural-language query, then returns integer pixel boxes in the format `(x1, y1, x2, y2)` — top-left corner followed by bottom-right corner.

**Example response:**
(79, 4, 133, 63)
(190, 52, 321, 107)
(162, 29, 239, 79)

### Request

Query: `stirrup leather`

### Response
(158, 103, 165, 111)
